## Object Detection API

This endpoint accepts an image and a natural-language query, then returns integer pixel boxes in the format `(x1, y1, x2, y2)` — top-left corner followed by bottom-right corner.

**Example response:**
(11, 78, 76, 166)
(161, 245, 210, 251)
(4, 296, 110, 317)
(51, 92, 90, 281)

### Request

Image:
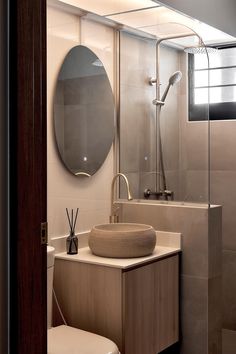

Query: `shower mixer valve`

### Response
(144, 188, 174, 201)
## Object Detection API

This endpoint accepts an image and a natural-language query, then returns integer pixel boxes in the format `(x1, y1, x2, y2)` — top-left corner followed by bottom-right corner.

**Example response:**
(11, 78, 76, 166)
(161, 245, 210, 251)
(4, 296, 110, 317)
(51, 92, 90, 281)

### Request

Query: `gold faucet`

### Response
(110, 173, 133, 223)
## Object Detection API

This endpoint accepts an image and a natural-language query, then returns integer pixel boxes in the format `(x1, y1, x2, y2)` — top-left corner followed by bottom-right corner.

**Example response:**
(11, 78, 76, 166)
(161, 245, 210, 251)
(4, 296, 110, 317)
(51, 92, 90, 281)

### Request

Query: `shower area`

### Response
(119, 26, 210, 204)
(118, 17, 236, 354)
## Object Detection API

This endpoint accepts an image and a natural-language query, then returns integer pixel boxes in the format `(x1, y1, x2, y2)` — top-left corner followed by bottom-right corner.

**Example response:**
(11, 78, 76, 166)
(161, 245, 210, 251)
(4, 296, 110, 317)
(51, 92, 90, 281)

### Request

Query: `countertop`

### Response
(55, 245, 181, 270)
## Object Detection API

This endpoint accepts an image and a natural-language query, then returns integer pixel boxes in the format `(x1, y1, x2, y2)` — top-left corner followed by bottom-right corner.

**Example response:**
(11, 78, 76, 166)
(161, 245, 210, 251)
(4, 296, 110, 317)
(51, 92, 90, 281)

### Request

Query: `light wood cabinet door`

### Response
(123, 255, 179, 354)
(123, 262, 157, 354)
(157, 256, 179, 352)
(54, 260, 123, 350)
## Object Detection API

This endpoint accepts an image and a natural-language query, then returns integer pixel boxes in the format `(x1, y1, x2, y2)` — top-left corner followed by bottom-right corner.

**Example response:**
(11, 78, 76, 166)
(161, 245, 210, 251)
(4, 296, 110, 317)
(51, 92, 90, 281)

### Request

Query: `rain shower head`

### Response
(184, 38, 218, 54)
(184, 45, 218, 54)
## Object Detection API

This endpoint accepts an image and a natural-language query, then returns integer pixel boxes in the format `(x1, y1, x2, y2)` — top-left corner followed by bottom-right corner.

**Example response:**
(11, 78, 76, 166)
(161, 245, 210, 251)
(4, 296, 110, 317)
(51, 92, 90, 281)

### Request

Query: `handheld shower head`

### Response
(152, 71, 182, 106)
(169, 71, 182, 85)
(158, 71, 182, 104)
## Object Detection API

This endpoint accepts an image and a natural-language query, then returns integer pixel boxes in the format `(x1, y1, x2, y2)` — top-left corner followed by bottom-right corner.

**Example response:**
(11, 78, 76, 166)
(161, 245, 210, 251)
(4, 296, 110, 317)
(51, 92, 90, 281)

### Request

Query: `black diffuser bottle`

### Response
(66, 208, 79, 255)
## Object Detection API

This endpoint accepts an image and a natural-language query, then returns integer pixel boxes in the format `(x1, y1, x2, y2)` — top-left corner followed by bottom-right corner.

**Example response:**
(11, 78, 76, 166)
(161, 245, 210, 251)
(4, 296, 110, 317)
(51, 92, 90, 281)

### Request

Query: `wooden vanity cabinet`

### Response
(54, 254, 179, 354)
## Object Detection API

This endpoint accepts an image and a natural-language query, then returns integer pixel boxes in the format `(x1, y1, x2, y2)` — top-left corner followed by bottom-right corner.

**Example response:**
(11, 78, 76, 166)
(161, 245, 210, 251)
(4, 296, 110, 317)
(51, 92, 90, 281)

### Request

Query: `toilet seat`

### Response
(48, 325, 119, 354)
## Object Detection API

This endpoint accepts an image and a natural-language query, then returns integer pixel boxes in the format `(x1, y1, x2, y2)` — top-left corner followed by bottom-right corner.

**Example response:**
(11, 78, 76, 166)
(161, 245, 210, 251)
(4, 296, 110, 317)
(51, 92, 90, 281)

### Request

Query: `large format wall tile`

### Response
(180, 275, 208, 354)
(223, 250, 236, 330)
(210, 121, 236, 171)
(181, 169, 209, 203)
(208, 276, 222, 354)
(180, 121, 209, 171)
(211, 171, 236, 251)
(121, 202, 222, 354)
(209, 206, 222, 278)
(120, 32, 156, 89)
(222, 329, 236, 354)
(210, 121, 236, 335)
(120, 84, 156, 174)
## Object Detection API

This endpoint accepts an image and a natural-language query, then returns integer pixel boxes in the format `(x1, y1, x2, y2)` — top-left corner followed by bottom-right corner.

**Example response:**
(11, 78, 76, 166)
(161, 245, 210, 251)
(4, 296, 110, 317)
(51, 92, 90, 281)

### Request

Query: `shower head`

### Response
(184, 38, 218, 54)
(152, 71, 182, 106)
(184, 45, 218, 54)
(160, 70, 182, 104)
(169, 71, 182, 85)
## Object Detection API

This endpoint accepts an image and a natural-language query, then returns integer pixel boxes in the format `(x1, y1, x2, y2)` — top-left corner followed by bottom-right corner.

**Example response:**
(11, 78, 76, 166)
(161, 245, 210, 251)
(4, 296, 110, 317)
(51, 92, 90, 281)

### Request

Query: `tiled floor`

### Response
(222, 329, 236, 354)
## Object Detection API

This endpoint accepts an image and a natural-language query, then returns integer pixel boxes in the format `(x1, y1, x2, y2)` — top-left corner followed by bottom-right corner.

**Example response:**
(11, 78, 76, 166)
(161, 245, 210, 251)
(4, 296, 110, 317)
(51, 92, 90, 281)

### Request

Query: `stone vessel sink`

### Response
(89, 223, 156, 258)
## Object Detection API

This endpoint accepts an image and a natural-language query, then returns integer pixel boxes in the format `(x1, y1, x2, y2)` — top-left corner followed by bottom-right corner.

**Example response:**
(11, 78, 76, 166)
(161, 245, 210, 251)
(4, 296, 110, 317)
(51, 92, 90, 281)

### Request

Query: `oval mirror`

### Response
(54, 45, 115, 176)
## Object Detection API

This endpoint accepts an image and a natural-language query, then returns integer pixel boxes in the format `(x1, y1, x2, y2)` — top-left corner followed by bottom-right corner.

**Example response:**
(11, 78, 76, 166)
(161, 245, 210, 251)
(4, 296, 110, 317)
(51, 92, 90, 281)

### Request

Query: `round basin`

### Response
(89, 223, 156, 258)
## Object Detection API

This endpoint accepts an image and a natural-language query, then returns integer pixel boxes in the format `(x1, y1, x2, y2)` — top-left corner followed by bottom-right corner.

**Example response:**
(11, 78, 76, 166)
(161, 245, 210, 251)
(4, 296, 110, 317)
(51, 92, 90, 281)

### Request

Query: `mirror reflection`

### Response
(54, 45, 115, 176)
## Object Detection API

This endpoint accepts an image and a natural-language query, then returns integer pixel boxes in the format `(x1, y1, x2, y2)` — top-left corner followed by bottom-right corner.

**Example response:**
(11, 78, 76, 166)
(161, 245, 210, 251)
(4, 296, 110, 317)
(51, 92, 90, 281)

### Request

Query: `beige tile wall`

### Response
(119, 35, 184, 200)
(119, 36, 209, 203)
(223, 329, 236, 354)
(120, 201, 222, 354)
(47, 6, 115, 241)
(176, 54, 236, 345)
(210, 121, 236, 338)
(119, 32, 157, 199)
(178, 52, 209, 203)
(178, 50, 236, 345)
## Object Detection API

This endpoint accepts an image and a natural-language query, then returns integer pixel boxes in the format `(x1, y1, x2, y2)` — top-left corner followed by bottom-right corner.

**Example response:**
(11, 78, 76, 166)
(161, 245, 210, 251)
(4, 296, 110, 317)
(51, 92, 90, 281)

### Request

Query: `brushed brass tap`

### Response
(110, 173, 133, 223)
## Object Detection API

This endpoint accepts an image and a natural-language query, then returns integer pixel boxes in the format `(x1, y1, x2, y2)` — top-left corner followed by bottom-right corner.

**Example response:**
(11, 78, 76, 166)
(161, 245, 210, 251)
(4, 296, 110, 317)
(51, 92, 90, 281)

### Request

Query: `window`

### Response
(189, 46, 236, 121)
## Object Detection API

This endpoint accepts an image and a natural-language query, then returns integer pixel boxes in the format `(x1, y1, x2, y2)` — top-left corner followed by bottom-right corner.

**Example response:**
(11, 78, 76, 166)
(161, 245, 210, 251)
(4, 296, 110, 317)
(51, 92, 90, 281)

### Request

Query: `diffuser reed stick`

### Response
(66, 208, 73, 234)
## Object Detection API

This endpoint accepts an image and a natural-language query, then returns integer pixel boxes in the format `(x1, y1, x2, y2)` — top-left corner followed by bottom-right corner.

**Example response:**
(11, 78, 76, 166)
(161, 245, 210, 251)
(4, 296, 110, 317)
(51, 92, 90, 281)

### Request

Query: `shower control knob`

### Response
(144, 188, 151, 198)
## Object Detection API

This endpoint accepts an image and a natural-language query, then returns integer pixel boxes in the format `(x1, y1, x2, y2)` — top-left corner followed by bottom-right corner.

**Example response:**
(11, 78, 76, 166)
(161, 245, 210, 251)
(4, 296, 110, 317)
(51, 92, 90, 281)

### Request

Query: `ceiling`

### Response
(55, 0, 236, 47)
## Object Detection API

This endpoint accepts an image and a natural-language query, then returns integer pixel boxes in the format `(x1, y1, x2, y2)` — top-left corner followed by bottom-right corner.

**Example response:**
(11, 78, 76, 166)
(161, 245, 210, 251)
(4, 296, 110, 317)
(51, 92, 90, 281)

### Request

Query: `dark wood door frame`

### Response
(9, 0, 47, 353)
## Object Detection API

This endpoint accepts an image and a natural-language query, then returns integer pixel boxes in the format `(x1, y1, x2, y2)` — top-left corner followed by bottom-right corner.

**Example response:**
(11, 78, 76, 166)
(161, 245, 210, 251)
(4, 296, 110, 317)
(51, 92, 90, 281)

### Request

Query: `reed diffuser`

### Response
(66, 207, 79, 254)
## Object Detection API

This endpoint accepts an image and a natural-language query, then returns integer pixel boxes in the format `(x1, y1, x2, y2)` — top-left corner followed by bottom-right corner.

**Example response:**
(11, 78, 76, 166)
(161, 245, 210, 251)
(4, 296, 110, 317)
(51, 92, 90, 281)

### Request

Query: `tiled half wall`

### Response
(120, 201, 222, 354)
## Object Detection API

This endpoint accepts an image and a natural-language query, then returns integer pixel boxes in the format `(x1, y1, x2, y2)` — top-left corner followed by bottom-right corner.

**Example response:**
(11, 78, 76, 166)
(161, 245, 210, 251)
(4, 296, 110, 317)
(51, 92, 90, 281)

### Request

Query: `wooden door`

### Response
(9, 0, 47, 353)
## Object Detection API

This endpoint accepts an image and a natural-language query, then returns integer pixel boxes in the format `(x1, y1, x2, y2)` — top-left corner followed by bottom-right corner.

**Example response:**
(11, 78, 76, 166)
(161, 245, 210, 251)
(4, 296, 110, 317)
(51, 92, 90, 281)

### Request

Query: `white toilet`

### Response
(47, 246, 119, 354)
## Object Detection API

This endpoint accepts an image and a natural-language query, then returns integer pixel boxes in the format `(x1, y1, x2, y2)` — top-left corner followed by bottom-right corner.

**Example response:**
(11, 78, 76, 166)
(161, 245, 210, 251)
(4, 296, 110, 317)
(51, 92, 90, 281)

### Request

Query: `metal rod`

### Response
(155, 42, 161, 193)
(195, 65, 236, 72)
(115, 30, 120, 177)
(195, 83, 236, 89)
(155, 39, 169, 193)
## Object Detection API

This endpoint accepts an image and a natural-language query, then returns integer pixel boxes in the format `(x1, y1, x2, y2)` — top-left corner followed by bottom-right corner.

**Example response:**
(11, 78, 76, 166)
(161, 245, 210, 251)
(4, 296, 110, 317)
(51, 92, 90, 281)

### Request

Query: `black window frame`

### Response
(188, 45, 236, 121)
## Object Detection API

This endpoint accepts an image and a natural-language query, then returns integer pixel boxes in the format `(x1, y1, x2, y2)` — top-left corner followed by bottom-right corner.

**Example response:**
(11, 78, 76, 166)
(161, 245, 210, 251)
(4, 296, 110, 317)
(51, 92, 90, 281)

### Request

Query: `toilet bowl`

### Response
(48, 325, 119, 354)
(47, 246, 119, 354)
